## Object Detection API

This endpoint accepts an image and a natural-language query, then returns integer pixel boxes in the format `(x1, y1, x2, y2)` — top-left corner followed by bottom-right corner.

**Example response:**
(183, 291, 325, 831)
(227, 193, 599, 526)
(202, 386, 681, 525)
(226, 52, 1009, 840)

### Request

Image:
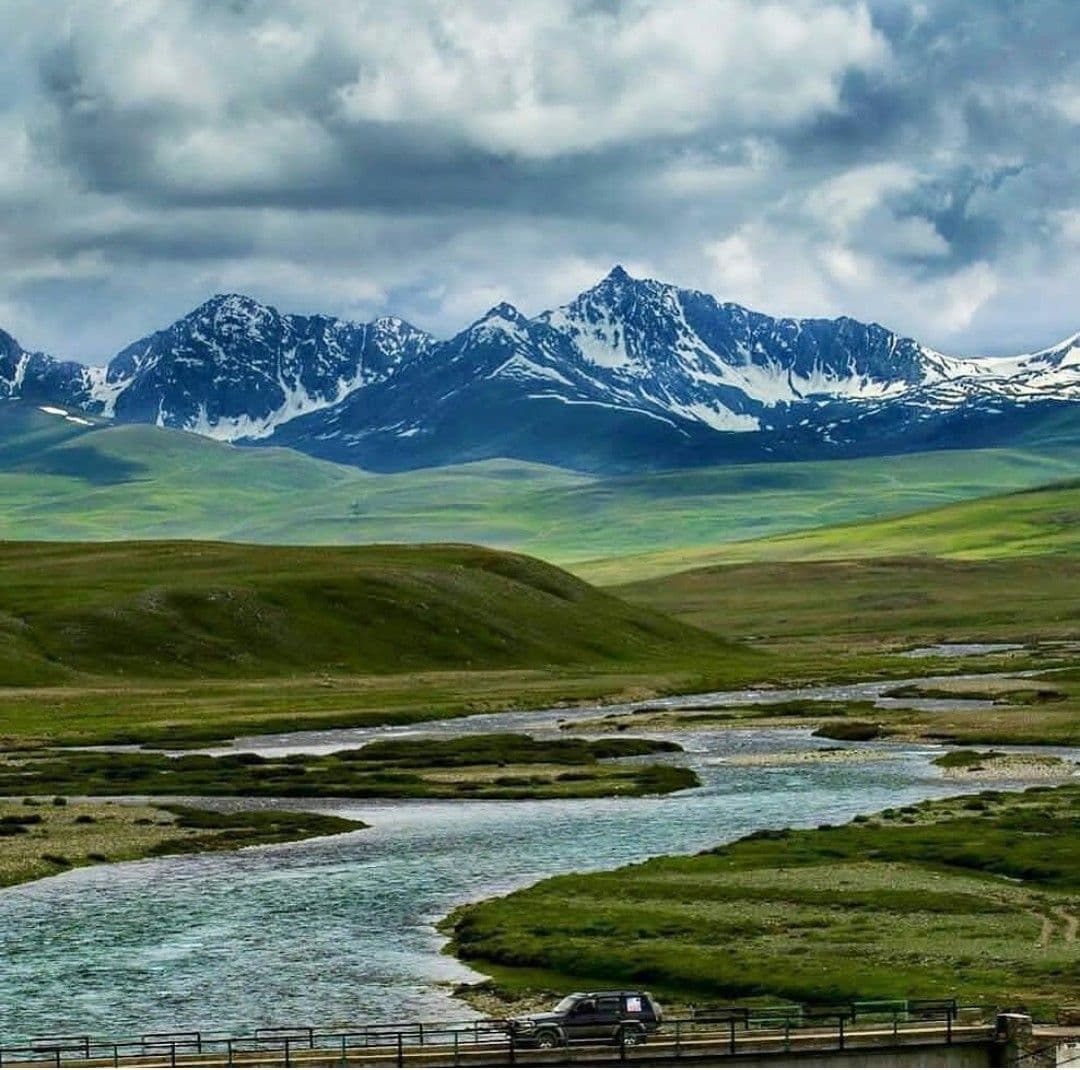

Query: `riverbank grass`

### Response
(568, 673, 1080, 747)
(0, 799, 364, 889)
(446, 785, 1080, 1019)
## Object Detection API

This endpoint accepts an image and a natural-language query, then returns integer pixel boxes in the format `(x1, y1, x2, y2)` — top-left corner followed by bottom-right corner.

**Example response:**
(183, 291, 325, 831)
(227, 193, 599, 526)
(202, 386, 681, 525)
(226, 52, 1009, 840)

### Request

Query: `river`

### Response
(0, 671, 1069, 1043)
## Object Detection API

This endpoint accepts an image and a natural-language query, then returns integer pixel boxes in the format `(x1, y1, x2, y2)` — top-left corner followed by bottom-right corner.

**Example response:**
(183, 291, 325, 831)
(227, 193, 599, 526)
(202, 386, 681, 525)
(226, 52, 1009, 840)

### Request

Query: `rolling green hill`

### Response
(0, 540, 734, 688)
(4, 403, 1080, 570)
(621, 479, 1080, 573)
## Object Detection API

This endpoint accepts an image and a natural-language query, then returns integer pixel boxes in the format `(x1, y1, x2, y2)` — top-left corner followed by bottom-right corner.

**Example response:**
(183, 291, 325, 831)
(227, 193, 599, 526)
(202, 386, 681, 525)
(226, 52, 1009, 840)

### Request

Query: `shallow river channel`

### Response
(0, 671, 1071, 1042)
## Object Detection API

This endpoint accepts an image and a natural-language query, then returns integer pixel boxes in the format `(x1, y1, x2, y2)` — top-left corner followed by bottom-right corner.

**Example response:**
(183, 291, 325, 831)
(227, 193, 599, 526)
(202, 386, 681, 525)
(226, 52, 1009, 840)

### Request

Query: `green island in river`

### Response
(445, 783, 1080, 1019)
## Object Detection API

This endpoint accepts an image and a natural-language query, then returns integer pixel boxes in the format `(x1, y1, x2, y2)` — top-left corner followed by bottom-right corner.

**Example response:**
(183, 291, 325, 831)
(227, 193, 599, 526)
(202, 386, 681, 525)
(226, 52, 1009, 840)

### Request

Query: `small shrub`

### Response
(813, 721, 883, 742)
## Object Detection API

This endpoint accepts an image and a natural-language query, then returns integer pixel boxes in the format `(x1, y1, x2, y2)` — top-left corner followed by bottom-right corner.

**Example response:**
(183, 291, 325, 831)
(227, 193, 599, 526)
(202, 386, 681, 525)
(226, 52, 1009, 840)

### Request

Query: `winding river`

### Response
(0, 671, 1071, 1043)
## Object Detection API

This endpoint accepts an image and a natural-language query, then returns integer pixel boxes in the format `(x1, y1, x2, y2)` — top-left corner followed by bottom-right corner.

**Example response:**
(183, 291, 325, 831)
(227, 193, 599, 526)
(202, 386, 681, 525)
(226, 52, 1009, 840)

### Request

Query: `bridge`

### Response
(0, 1004, 1066, 1068)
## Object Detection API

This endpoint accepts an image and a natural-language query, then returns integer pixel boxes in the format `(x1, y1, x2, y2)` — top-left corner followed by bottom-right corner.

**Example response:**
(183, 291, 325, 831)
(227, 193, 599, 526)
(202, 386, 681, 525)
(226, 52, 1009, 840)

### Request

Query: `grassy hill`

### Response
(597, 479, 1080, 579)
(608, 483, 1080, 668)
(0, 540, 734, 688)
(4, 403, 1080, 569)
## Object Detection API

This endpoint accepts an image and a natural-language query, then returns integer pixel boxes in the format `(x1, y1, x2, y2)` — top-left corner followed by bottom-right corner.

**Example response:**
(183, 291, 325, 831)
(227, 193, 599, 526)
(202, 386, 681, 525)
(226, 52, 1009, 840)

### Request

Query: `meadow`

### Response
(447, 785, 1080, 1018)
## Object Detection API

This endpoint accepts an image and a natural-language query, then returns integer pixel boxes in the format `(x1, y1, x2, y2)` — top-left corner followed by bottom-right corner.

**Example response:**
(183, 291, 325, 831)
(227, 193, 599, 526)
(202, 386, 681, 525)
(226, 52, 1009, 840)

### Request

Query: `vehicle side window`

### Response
(575, 999, 597, 1016)
(624, 995, 644, 1015)
(597, 997, 620, 1019)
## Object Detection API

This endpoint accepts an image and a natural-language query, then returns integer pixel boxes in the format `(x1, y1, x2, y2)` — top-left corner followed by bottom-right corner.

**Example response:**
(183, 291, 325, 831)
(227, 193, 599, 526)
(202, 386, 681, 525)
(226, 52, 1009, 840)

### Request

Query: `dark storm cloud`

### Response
(0, 0, 1077, 361)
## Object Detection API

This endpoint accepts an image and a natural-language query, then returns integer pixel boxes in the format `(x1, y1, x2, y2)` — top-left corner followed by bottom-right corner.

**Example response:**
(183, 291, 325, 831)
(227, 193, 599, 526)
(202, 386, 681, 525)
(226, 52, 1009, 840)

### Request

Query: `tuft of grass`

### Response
(933, 749, 1007, 769)
(812, 721, 884, 742)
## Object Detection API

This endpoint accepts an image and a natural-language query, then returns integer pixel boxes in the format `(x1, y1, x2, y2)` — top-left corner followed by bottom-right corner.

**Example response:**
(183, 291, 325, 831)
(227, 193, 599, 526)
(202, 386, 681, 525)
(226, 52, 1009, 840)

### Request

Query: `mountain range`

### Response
(2, 266, 1078, 472)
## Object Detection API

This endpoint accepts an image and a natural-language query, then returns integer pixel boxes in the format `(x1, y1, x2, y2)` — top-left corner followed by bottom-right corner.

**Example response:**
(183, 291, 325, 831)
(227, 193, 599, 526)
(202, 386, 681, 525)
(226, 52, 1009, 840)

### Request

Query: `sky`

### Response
(1, 0, 1077, 364)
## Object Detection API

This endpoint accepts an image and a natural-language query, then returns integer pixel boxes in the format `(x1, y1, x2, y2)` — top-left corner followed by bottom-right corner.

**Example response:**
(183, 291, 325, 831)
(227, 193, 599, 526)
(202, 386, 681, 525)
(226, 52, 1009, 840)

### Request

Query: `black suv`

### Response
(509, 991, 663, 1048)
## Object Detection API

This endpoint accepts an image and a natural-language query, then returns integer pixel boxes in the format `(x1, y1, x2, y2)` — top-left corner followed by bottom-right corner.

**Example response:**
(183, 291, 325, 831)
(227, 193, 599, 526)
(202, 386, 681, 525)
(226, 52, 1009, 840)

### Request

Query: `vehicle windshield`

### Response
(554, 995, 582, 1013)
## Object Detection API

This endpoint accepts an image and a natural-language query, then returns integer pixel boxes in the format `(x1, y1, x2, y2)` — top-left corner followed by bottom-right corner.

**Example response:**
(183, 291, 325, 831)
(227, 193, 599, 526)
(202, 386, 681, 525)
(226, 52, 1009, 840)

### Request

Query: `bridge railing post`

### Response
(946, 1006, 953, 1045)
(396, 1032, 404, 1068)
(284, 1036, 291, 1068)
(838, 1015, 845, 1051)
(729, 1016, 736, 1055)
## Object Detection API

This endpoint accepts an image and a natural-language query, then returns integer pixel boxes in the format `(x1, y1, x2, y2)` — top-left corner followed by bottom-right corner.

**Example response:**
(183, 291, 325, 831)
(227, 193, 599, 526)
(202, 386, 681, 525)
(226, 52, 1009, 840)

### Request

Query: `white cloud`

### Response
(332, 0, 889, 157)
(704, 230, 765, 297)
(934, 261, 998, 333)
(1049, 81, 1080, 123)
(804, 163, 920, 232)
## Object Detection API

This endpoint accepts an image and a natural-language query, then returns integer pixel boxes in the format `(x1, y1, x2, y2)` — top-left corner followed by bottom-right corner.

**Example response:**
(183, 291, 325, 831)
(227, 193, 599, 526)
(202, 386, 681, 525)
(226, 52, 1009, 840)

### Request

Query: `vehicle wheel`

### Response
(618, 1026, 646, 1046)
(535, 1029, 561, 1049)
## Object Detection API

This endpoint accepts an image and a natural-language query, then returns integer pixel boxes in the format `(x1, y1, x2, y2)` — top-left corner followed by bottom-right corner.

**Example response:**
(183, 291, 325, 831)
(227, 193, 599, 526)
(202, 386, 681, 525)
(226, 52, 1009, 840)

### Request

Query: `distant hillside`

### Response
(0, 541, 733, 686)
(676, 480, 1080, 566)
(3, 401, 1080, 569)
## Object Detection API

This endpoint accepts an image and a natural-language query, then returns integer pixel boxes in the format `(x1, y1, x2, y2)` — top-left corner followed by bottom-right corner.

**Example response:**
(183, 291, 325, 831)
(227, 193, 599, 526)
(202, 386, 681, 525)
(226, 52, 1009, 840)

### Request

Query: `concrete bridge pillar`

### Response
(995, 1013, 1035, 1067)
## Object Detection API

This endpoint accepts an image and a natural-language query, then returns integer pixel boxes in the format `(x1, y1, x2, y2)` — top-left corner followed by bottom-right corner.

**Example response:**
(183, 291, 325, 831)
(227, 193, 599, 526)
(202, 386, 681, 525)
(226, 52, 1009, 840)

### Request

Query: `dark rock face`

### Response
(2, 269, 1077, 472)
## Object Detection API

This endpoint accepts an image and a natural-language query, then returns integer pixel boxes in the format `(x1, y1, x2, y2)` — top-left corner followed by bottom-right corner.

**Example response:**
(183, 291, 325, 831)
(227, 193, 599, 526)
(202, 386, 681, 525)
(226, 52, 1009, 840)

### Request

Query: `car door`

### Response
(565, 998, 600, 1041)
(596, 996, 622, 1039)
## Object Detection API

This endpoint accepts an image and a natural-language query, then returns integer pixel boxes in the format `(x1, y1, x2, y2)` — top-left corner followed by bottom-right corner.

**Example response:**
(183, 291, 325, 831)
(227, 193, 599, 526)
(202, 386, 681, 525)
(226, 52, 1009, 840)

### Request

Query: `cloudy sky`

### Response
(2, 0, 1077, 363)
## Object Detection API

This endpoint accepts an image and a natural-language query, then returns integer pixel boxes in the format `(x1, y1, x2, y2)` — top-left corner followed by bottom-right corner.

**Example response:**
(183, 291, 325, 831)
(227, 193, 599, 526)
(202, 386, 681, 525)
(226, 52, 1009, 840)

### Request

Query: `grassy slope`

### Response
(4, 404, 1080, 567)
(0, 540, 756, 745)
(0, 540, 731, 685)
(614, 555, 1080, 652)
(447, 785, 1080, 1016)
(588, 480, 1080, 582)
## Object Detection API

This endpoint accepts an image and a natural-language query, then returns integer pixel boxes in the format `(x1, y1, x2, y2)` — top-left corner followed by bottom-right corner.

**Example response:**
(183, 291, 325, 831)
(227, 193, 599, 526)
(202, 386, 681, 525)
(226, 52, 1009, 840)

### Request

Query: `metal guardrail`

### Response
(0, 999, 979, 1068)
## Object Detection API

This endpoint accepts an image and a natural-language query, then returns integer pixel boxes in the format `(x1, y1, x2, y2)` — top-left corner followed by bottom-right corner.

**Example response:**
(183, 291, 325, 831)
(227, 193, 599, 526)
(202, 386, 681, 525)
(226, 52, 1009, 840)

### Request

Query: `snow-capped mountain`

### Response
(1, 295, 433, 442)
(97, 294, 433, 439)
(2, 267, 1078, 472)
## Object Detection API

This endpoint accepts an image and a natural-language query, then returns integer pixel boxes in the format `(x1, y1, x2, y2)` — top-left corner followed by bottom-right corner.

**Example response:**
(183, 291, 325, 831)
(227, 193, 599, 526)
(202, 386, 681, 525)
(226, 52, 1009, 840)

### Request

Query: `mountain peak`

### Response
(0, 326, 22, 356)
(604, 264, 632, 284)
(482, 301, 527, 322)
(203, 292, 270, 314)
